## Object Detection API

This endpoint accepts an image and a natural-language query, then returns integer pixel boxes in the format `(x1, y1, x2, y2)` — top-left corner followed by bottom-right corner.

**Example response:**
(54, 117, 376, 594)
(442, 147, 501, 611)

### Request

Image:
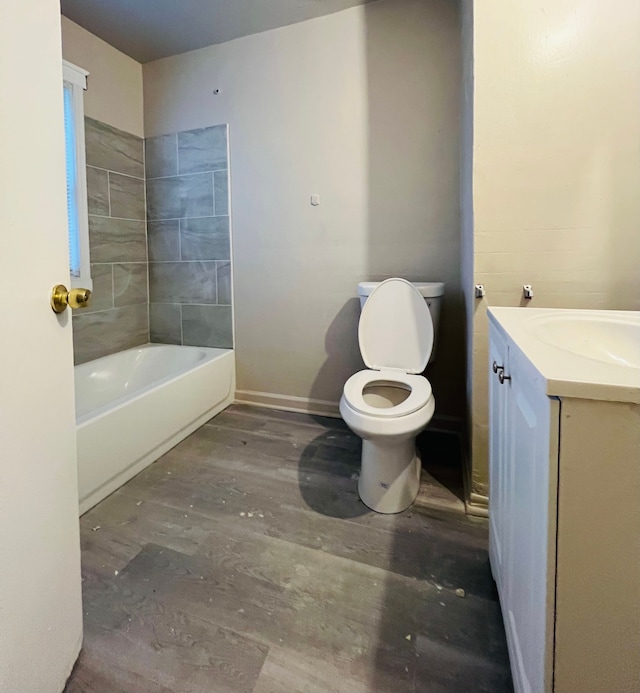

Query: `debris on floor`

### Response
(69, 405, 511, 692)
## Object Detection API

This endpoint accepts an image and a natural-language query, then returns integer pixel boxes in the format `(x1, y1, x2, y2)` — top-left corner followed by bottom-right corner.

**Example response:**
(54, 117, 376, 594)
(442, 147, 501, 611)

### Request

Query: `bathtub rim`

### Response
(76, 344, 233, 427)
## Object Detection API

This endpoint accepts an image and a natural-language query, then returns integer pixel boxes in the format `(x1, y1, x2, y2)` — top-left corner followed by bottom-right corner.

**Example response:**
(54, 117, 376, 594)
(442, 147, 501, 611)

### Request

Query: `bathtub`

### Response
(75, 344, 235, 514)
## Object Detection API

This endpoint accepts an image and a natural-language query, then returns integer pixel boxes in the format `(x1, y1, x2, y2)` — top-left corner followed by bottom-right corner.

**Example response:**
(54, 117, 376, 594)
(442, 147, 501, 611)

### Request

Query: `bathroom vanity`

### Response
(488, 308, 640, 693)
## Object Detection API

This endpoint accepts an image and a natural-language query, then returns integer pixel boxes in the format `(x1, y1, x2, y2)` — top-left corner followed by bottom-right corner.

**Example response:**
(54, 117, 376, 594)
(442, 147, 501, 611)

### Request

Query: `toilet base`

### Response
(358, 438, 421, 514)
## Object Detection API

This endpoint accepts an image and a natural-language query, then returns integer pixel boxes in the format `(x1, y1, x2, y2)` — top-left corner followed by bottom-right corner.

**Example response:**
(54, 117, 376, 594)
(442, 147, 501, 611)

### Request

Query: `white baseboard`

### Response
(235, 390, 466, 433)
(236, 390, 479, 515)
(461, 449, 489, 517)
(234, 390, 341, 418)
(465, 493, 489, 518)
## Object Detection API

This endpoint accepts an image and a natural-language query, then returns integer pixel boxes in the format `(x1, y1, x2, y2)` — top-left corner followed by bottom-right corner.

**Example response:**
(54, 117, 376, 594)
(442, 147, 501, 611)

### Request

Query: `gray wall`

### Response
(143, 0, 464, 421)
(460, 0, 474, 461)
(73, 117, 148, 364)
(146, 125, 232, 349)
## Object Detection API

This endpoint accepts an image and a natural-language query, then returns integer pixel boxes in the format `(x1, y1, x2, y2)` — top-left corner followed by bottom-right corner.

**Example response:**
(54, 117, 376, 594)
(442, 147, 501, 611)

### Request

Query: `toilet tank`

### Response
(357, 281, 445, 362)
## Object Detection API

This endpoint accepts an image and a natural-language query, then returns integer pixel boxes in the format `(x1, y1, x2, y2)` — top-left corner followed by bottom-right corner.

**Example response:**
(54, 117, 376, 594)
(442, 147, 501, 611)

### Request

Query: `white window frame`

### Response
(63, 60, 92, 290)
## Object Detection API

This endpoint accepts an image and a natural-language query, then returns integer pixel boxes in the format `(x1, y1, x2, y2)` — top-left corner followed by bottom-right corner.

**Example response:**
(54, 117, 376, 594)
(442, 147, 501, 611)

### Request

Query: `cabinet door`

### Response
(504, 349, 558, 693)
(488, 327, 510, 592)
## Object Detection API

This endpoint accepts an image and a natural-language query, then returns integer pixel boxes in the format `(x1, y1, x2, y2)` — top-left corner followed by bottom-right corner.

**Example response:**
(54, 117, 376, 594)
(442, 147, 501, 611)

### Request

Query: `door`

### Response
(0, 4, 83, 693)
(504, 349, 558, 693)
(488, 326, 510, 591)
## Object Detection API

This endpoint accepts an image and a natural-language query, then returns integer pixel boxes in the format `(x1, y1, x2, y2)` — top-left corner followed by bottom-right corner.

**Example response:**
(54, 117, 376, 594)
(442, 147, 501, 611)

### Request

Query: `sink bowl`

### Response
(525, 312, 640, 369)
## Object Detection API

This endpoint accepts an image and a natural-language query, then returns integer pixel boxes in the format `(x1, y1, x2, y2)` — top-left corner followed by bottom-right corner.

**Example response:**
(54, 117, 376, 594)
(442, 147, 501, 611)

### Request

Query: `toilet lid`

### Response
(358, 278, 434, 374)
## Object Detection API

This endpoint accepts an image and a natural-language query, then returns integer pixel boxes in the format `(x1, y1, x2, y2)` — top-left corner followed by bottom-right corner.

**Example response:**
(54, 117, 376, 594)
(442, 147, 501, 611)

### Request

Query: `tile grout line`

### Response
(212, 172, 217, 217)
(214, 261, 218, 306)
(142, 302, 232, 307)
(142, 136, 150, 345)
(87, 164, 145, 182)
(89, 214, 146, 223)
(72, 302, 147, 318)
(141, 214, 230, 222)
(91, 261, 148, 265)
(146, 260, 230, 264)
(146, 168, 228, 182)
(175, 133, 180, 178)
(107, 172, 112, 217)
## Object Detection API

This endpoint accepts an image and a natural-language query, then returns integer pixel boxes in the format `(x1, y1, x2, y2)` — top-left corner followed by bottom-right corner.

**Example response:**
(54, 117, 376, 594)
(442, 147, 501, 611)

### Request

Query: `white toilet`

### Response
(340, 278, 445, 514)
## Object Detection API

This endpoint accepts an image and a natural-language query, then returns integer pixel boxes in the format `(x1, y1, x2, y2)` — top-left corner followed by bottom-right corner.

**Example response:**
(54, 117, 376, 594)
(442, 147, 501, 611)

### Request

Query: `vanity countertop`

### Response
(488, 307, 640, 404)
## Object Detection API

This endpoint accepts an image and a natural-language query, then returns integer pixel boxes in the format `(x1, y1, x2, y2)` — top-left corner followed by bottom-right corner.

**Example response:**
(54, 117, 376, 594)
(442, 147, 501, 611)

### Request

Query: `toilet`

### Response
(340, 278, 444, 514)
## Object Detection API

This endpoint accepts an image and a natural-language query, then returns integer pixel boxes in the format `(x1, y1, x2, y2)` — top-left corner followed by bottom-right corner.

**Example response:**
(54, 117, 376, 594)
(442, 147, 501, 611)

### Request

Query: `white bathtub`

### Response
(75, 344, 235, 514)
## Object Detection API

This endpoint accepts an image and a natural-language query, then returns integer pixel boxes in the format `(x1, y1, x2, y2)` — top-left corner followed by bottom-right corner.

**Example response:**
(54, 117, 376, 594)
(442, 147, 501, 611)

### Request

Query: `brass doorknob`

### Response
(51, 284, 92, 313)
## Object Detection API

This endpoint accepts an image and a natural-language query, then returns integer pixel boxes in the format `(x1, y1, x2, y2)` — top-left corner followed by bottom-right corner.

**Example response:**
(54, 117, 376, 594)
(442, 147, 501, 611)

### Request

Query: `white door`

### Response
(488, 327, 509, 591)
(505, 350, 558, 693)
(0, 4, 83, 693)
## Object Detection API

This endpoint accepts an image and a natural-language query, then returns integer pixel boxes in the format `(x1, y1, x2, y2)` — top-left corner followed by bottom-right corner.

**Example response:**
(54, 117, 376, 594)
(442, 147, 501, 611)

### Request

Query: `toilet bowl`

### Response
(340, 278, 438, 514)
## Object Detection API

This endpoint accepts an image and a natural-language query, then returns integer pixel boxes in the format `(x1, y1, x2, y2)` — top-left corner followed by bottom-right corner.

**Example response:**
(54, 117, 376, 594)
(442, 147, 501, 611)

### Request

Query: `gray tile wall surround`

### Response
(84, 117, 144, 178)
(73, 117, 149, 365)
(146, 173, 214, 220)
(73, 304, 149, 365)
(146, 124, 233, 349)
(182, 305, 233, 348)
(73, 119, 233, 362)
(149, 261, 219, 305)
(89, 217, 147, 263)
(108, 173, 146, 220)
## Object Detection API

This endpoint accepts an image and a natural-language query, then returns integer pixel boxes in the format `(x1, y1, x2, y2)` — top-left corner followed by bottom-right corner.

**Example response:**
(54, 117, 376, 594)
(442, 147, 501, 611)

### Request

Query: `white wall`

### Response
(61, 16, 144, 137)
(144, 0, 464, 419)
(464, 0, 640, 505)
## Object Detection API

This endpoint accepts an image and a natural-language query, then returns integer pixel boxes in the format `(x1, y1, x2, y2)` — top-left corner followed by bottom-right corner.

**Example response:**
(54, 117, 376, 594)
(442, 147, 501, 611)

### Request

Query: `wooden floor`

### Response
(65, 405, 512, 693)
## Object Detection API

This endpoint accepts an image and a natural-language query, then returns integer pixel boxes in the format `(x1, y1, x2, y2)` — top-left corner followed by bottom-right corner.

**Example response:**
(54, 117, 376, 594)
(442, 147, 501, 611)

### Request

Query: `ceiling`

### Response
(60, 0, 376, 63)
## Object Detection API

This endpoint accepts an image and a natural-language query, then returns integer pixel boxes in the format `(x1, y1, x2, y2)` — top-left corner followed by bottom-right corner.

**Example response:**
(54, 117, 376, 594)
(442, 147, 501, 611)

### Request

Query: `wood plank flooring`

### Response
(65, 405, 512, 693)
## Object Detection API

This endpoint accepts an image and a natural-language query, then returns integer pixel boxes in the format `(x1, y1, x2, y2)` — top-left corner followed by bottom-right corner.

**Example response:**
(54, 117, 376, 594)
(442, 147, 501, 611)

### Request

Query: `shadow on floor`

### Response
(297, 425, 368, 519)
(417, 428, 465, 503)
(296, 411, 512, 692)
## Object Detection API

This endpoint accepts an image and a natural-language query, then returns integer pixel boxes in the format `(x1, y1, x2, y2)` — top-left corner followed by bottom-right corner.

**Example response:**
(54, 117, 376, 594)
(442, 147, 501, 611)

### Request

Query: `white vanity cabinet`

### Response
(488, 309, 640, 693)
(489, 324, 559, 693)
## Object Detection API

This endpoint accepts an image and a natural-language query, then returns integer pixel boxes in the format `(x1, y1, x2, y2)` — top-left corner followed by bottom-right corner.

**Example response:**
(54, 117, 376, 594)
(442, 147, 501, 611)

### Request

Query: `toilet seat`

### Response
(343, 369, 433, 418)
(343, 278, 434, 419)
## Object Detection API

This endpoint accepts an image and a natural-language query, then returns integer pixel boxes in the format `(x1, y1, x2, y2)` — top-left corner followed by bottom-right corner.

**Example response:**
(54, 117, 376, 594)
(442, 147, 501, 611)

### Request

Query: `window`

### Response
(63, 60, 92, 289)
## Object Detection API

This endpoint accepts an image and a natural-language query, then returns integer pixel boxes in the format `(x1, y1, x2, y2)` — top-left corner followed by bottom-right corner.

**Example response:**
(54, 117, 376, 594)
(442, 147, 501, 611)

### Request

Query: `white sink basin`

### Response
(489, 307, 640, 403)
(525, 312, 640, 369)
